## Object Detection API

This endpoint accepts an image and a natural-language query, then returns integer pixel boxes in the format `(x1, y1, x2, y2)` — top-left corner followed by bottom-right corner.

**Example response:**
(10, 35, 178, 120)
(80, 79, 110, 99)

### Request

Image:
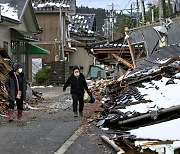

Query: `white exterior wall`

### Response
(0, 16, 28, 57)
(0, 24, 11, 56)
(15, 17, 28, 31)
(69, 47, 94, 76)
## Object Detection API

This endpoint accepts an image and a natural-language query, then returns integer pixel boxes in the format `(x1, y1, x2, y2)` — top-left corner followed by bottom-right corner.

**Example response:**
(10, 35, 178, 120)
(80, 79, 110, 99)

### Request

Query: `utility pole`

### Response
(0, 5, 1, 22)
(151, 5, 154, 23)
(136, 0, 140, 26)
(130, 4, 133, 17)
(140, 0, 145, 25)
(59, 4, 65, 61)
(159, 0, 166, 25)
(172, 0, 175, 13)
(148, 3, 155, 23)
(111, 3, 114, 41)
(167, 0, 173, 15)
(107, 3, 117, 41)
(104, 19, 109, 39)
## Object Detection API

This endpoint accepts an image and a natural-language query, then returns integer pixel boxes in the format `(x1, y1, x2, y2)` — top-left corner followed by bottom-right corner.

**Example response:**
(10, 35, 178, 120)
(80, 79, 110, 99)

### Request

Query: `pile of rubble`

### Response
(0, 50, 13, 114)
(89, 45, 180, 153)
(0, 49, 44, 115)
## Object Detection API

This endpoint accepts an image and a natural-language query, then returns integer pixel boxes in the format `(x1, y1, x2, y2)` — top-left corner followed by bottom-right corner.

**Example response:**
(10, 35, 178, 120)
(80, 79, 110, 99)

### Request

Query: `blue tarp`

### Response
(88, 66, 107, 78)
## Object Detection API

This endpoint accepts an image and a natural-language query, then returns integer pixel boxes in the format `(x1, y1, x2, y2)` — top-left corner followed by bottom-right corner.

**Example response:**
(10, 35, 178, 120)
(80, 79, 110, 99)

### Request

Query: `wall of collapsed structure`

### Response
(88, 44, 180, 153)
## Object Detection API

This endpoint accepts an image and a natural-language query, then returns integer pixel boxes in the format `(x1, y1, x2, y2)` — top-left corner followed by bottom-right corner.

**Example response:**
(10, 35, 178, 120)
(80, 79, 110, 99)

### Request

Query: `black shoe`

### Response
(79, 112, 83, 117)
(9, 119, 13, 123)
(74, 112, 78, 117)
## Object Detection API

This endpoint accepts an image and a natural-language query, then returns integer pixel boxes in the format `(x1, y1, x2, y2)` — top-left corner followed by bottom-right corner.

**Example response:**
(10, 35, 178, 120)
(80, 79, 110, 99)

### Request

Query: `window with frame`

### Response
(3, 41, 8, 51)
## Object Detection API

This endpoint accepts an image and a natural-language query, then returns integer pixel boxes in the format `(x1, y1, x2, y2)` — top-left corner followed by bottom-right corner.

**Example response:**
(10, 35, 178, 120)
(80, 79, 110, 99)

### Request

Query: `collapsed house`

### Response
(88, 44, 180, 153)
(0, 49, 12, 114)
(69, 13, 101, 76)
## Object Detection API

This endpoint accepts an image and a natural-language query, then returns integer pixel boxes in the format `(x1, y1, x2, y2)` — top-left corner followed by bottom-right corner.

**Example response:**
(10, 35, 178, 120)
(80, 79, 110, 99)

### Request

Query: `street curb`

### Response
(54, 125, 83, 154)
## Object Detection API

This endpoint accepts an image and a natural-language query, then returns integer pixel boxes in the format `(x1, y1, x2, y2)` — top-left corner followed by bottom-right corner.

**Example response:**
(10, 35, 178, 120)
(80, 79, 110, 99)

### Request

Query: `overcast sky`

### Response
(76, 0, 132, 10)
(76, 0, 157, 11)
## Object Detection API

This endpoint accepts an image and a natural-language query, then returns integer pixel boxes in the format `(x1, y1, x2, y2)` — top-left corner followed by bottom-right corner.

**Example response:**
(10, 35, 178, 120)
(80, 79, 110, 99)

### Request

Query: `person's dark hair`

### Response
(72, 66, 80, 72)
(13, 63, 22, 71)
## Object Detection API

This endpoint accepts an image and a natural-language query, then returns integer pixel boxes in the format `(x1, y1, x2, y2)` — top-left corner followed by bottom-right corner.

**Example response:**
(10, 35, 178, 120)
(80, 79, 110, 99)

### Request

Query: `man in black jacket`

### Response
(63, 66, 89, 117)
(5, 63, 27, 122)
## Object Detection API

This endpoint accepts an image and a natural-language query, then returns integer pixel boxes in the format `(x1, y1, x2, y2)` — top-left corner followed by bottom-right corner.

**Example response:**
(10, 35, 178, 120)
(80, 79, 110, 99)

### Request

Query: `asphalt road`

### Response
(0, 87, 113, 154)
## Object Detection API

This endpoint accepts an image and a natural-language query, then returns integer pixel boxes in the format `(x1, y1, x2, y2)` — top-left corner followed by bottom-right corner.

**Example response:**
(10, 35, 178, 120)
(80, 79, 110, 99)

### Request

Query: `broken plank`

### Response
(101, 135, 125, 153)
(111, 53, 134, 69)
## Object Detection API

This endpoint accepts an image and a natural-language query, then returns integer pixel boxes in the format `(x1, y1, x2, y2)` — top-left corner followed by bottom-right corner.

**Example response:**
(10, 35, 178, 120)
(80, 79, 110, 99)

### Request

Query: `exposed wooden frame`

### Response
(111, 53, 134, 69)
(127, 38, 136, 69)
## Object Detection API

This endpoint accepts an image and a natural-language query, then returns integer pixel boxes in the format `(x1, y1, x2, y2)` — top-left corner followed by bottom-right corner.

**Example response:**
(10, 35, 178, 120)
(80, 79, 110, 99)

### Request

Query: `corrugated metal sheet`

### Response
(127, 17, 180, 56)
(167, 17, 180, 45)
(135, 44, 180, 71)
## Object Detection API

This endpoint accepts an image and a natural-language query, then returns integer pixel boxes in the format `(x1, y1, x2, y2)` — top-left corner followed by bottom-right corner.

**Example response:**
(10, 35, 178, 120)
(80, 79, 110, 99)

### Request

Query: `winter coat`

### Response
(63, 73, 88, 94)
(5, 71, 27, 102)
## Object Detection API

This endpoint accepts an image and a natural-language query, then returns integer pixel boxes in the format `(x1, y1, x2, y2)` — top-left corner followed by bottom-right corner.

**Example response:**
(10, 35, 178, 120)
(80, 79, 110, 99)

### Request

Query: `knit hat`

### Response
(73, 66, 80, 72)
(13, 63, 22, 71)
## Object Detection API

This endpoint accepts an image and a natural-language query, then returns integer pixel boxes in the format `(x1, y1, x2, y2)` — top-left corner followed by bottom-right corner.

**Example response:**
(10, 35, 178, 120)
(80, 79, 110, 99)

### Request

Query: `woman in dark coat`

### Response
(5, 63, 27, 122)
(63, 66, 89, 117)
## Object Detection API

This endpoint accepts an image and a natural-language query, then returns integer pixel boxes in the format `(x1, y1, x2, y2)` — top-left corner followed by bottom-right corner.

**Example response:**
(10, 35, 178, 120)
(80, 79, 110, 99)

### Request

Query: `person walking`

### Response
(5, 63, 27, 122)
(63, 66, 89, 117)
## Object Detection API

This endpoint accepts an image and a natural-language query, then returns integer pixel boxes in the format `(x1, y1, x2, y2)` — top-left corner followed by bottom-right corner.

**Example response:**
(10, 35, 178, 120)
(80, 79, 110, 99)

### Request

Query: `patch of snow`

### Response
(47, 85, 53, 88)
(173, 141, 180, 150)
(31, 86, 46, 89)
(0, 3, 19, 21)
(135, 141, 174, 153)
(118, 77, 180, 114)
(156, 58, 171, 64)
(174, 72, 180, 79)
(32, 58, 42, 78)
(129, 118, 180, 141)
(49, 99, 72, 110)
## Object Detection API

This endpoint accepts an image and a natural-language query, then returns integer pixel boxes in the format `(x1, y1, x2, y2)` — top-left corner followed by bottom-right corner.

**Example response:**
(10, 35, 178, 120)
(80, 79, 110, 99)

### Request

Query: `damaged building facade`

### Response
(87, 10, 180, 154)
(0, 0, 50, 81)
(32, 0, 98, 84)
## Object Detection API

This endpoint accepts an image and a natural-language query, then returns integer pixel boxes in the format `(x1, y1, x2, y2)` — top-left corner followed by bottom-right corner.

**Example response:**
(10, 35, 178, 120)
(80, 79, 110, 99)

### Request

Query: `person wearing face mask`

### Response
(5, 62, 27, 122)
(63, 66, 89, 117)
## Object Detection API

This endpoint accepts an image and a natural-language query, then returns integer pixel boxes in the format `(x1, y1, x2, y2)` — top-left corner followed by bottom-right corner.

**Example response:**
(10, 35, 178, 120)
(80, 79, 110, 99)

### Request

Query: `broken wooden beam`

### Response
(111, 53, 134, 69)
(101, 135, 125, 153)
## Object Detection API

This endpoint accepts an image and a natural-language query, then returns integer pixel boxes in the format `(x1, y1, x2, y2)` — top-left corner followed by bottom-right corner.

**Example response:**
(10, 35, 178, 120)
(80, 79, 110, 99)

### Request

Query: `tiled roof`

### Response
(32, 0, 75, 14)
(0, 0, 28, 21)
(69, 13, 97, 36)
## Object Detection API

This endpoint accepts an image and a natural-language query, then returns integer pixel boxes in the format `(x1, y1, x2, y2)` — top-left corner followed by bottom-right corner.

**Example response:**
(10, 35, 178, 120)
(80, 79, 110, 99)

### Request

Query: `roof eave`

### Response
(1, 16, 20, 25)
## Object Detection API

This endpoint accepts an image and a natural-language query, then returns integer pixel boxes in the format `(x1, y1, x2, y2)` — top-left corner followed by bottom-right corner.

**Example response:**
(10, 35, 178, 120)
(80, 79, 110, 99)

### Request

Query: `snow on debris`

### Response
(129, 118, 180, 141)
(31, 85, 53, 89)
(135, 140, 179, 153)
(0, 3, 19, 21)
(31, 86, 46, 89)
(118, 77, 180, 114)
(155, 58, 171, 64)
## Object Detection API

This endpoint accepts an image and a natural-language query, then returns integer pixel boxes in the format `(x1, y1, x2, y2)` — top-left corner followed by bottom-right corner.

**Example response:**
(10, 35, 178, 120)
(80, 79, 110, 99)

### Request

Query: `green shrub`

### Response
(34, 67, 51, 86)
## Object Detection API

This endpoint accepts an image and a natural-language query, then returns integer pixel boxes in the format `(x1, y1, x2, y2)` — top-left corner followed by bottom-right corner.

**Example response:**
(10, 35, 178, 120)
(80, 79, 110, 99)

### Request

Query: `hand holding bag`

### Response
(88, 92, 95, 104)
(83, 90, 91, 103)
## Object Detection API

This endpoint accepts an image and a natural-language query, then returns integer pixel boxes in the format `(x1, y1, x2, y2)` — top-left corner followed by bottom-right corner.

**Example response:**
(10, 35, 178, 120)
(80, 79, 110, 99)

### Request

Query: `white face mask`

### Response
(18, 68, 23, 73)
(74, 72, 80, 77)
(74, 69, 80, 77)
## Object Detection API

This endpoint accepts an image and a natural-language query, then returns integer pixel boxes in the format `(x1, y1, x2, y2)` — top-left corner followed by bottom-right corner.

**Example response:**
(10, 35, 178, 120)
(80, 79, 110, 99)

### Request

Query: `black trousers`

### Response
(71, 93, 84, 113)
(8, 98, 23, 110)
